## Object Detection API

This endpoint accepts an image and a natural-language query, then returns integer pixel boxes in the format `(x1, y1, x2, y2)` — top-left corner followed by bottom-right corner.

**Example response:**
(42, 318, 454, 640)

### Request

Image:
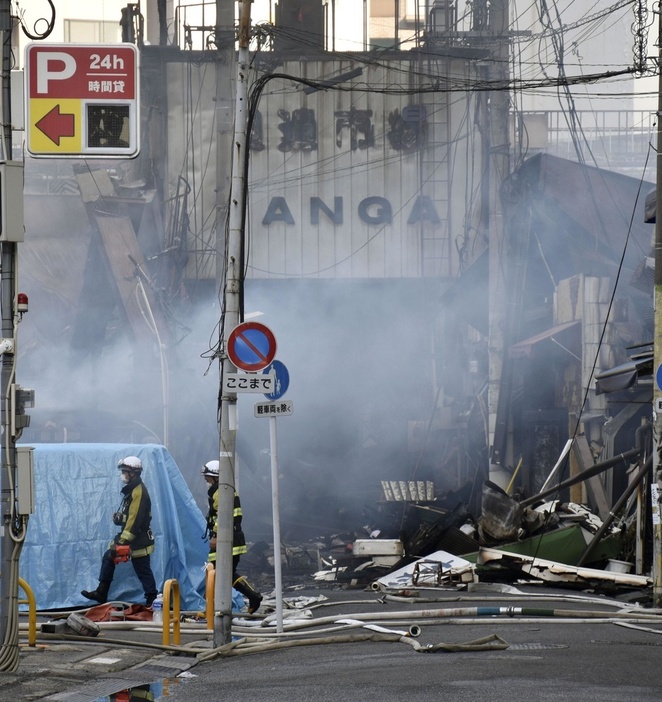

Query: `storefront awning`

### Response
(594, 351, 653, 395)
(509, 320, 581, 359)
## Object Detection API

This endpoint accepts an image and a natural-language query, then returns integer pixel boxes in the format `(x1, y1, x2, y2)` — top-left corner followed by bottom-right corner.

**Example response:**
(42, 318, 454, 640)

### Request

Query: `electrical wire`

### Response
(16, 0, 55, 40)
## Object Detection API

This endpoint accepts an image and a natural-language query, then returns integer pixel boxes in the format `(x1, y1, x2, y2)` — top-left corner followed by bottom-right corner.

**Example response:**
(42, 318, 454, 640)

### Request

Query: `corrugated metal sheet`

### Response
(248, 58, 460, 280)
(166, 60, 222, 282)
(166, 54, 476, 281)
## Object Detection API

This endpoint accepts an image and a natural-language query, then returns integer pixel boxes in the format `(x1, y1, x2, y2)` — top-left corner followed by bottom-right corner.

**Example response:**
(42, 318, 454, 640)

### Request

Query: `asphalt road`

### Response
(10, 583, 662, 702)
(160, 620, 662, 702)
(151, 585, 662, 702)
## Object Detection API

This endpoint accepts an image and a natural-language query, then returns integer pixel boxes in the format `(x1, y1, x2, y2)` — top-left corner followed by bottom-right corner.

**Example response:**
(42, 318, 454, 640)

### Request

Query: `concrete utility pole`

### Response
(485, 0, 511, 488)
(214, 0, 237, 291)
(0, 0, 21, 671)
(652, 3, 662, 606)
(215, 0, 252, 647)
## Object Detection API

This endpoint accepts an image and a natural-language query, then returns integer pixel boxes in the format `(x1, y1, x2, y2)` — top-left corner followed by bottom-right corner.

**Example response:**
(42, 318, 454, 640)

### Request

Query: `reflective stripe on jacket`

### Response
(207, 485, 247, 561)
(115, 476, 155, 557)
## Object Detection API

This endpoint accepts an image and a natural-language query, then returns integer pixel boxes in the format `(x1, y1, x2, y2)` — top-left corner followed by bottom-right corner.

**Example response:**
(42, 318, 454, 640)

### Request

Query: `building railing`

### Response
(516, 109, 656, 177)
(172, 0, 471, 52)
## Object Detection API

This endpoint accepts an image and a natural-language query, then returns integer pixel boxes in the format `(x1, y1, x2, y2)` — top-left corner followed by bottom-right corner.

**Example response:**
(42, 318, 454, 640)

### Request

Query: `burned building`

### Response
(16, 3, 655, 556)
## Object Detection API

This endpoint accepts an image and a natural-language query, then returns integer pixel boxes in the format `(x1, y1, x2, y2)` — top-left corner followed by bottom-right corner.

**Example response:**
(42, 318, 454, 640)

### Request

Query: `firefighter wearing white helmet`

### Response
(202, 459, 263, 614)
(201, 459, 220, 478)
(81, 456, 157, 607)
(119, 455, 143, 472)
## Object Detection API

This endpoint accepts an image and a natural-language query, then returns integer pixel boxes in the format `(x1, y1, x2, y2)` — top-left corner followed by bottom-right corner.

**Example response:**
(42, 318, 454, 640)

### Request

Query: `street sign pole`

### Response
(215, 0, 252, 647)
(269, 415, 284, 633)
(255, 393, 292, 634)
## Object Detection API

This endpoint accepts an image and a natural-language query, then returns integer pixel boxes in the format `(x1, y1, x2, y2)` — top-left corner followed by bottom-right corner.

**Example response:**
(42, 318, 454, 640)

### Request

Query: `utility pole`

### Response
(652, 1, 662, 607)
(215, 0, 236, 295)
(485, 0, 511, 488)
(215, 0, 252, 647)
(0, 0, 22, 672)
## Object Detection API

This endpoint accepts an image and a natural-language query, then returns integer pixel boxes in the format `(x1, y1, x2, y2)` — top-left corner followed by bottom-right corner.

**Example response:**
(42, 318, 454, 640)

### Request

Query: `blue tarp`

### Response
(19, 443, 210, 611)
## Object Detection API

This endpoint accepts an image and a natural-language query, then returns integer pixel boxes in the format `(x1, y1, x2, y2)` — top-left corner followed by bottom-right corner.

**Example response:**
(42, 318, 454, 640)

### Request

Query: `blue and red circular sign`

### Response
(227, 322, 277, 372)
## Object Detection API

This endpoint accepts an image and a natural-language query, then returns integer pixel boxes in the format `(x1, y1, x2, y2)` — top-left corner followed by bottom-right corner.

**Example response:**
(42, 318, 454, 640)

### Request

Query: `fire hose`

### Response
(20, 593, 662, 661)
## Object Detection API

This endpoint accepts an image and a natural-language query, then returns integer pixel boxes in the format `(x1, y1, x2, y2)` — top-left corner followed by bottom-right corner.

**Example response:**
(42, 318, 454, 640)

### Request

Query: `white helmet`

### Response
(201, 460, 219, 478)
(118, 456, 142, 472)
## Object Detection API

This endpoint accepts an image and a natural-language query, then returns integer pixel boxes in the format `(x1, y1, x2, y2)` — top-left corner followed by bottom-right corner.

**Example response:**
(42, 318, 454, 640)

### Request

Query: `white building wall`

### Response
(15, 0, 126, 64)
(165, 54, 475, 282)
(512, 0, 636, 114)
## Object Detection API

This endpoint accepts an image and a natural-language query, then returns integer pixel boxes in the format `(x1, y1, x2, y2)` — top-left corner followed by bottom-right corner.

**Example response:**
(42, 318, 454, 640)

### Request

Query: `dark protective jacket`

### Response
(206, 483, 247, 562)
(115, 475, 155, 557)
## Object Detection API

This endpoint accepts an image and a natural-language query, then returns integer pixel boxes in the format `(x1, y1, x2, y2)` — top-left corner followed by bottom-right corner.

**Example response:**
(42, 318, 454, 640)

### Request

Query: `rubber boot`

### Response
(233, 576, 263, 614)
(81, 581, 110, 604)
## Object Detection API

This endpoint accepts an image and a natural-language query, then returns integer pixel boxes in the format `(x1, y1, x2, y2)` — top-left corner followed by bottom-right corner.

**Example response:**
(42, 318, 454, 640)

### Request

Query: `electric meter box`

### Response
(17, 445, 34, 515)
(0, 161, 24, 242)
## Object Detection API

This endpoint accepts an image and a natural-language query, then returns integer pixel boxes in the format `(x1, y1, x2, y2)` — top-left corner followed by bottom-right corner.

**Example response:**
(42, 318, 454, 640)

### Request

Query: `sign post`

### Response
(269, 411, 283, 633)
(254, 361, 292, 634)
(25, 44, 139, 158)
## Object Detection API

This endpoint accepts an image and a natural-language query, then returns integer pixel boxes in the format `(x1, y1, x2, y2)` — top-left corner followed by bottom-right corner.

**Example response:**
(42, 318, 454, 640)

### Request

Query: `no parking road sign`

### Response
(227, 321, 277, 372)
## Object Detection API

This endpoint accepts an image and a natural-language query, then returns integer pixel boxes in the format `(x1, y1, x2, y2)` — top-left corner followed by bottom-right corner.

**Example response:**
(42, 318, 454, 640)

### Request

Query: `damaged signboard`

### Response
(375, 550, 476, 589)
(478, 548, 650, 589)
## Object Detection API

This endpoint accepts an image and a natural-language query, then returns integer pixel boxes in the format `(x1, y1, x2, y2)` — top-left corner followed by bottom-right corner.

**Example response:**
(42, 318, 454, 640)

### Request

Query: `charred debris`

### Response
(242, 440, 653, 600)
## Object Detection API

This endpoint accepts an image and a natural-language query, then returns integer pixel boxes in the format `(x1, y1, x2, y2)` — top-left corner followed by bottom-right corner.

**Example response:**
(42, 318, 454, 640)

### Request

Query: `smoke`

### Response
(236, 278, 442, 539)
(17, 202, 446, 541)
(19, 147, 656, 547)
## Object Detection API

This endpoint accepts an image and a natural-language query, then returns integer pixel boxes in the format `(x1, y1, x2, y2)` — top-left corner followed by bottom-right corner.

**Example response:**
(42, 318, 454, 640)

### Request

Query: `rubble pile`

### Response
(243, 477, 650, 598)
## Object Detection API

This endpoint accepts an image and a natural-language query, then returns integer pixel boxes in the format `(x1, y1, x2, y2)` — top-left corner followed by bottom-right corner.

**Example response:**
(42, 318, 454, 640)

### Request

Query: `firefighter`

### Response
(81, 456, 158, 607)
(202, 459, 263, 614)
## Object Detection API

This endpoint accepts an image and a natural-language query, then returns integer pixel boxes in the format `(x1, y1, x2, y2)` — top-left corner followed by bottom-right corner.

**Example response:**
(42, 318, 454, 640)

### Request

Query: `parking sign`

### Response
(25, 44, 139, 158)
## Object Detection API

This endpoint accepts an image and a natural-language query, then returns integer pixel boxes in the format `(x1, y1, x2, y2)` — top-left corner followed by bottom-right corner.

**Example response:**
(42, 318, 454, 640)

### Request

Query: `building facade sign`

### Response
(165, 56, 475, 281)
